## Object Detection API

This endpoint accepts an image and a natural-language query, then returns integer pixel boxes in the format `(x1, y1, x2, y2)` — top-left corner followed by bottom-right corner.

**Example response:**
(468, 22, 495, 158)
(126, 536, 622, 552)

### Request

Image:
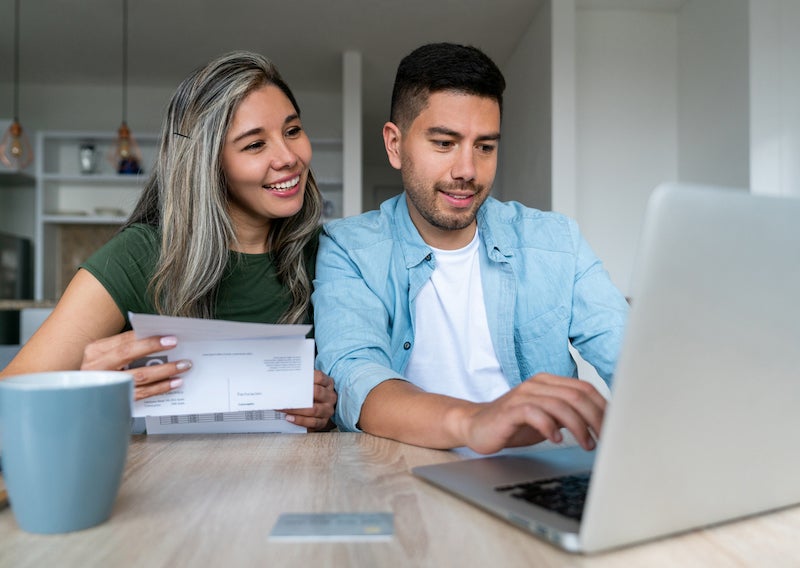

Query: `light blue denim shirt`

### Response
(313, 194, 629, 431)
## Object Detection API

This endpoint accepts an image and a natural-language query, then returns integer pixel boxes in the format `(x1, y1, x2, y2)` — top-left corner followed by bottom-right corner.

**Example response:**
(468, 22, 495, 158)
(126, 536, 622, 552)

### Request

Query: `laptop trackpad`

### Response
(418, 445, 595, 486)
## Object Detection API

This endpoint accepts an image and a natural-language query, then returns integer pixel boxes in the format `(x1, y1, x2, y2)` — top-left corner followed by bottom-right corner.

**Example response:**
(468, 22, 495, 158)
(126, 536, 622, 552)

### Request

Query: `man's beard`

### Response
(403, 174, 488, 232)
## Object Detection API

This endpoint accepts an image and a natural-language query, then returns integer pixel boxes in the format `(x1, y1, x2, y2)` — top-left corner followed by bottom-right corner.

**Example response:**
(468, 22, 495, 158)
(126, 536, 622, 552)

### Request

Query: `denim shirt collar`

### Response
(478, 197, 515, 263)
(391, 194, 435, 269)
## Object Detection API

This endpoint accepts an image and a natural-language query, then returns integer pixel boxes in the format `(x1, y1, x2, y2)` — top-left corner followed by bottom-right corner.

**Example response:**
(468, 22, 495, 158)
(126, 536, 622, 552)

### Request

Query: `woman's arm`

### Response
(1, 268, 191, 400)
(1, 269, 126, 375)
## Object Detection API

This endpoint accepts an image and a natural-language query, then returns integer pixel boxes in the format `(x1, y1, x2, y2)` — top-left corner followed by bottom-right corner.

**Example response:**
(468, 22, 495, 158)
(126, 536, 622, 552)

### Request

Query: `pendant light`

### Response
(110, 0, 142, 175)
(0, 0, 34, 170)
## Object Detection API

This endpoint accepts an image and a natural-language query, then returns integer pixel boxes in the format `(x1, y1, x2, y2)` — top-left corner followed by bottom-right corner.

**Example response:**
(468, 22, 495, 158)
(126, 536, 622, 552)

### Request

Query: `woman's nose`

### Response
(270, 140, 298, 170)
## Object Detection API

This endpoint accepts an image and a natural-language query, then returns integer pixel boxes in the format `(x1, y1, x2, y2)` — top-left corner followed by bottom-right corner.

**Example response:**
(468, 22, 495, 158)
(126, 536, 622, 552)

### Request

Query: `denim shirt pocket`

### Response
(514, 304, 571, 378)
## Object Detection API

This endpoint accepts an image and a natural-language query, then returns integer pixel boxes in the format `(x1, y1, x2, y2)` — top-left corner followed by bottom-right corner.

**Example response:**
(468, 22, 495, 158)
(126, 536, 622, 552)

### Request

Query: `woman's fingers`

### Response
(80, 331, 190, 400)
(281, 371, 337, 431)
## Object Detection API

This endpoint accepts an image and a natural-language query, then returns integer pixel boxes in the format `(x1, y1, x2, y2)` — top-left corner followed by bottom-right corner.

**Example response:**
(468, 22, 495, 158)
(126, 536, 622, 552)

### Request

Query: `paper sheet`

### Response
(129, 313, 314, 419)
(145, 410, 306, 434)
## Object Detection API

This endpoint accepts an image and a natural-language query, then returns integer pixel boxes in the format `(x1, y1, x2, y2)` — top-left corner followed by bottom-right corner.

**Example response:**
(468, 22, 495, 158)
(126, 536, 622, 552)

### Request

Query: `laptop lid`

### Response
(580, 182, 800, 551)
(413, 183, 800, 553)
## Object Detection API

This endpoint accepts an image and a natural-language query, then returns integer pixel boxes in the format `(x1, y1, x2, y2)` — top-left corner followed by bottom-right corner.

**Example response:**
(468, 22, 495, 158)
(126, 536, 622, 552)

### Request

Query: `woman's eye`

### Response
(286, 126, 303, 138)
(244, 141, 265, 151)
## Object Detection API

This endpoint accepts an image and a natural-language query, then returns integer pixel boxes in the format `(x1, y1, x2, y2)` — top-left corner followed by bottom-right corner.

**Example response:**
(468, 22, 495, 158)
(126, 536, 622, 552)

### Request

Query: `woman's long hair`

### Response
(126, 51, 323, 323)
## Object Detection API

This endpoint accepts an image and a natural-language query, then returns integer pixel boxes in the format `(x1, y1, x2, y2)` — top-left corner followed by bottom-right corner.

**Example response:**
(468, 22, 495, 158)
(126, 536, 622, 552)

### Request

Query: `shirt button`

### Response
(425, 254, 432, 261)
(403, 341, 411, 350)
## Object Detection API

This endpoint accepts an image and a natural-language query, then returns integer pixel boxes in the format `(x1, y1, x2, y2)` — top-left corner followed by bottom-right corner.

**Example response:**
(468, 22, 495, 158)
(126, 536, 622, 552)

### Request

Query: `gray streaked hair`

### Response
(126, 51, 322, 323)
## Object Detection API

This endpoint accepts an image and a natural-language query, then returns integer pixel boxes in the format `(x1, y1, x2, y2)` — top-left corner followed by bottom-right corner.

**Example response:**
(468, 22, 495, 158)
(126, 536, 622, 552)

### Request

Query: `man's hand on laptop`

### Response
(459, 374, 606, 455)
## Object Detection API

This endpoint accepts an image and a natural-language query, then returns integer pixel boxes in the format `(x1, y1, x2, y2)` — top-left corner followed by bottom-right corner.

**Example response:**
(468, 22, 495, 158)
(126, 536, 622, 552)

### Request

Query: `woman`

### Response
(1, 51, 336, 431)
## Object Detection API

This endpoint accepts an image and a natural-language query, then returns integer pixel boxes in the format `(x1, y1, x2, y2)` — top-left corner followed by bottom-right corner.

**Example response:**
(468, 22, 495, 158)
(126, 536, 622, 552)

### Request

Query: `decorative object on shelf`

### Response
(79, 143, 97, 174)
(0, 0, 34, 171)
(322, 198, 336, 219)
(109, 0, 143, 175)
(93, 207, 127, 218)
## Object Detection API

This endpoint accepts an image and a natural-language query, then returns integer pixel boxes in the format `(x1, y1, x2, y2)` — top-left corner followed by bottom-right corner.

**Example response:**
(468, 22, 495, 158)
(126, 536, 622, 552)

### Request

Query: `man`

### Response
(313, 43, 628, 454)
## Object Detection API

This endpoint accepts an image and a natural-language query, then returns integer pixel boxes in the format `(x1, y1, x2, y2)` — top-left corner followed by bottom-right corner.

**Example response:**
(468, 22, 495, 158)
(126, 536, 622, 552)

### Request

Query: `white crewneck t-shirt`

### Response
(404, 230, 509, 402)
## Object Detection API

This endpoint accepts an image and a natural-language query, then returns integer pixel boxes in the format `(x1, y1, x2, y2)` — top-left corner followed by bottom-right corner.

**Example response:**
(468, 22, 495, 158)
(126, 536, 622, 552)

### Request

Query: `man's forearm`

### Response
(357, 379, 480, 449)
(357, 375, 599, 454)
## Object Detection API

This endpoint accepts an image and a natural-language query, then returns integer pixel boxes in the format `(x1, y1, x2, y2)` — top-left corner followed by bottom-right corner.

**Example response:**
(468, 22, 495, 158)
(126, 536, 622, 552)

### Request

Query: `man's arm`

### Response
(568, 222, 629, 382)
(359, 373, 606, 455)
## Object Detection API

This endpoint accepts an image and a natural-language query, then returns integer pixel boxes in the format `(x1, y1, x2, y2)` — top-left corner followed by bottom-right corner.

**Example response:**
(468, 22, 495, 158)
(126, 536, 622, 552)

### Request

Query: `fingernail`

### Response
(285, 415, 295, 423)
(552, 430, 563, 443)
(176, 360, 192, 371)
(170, 378, 183, 389)
(161, 336, 178, 347)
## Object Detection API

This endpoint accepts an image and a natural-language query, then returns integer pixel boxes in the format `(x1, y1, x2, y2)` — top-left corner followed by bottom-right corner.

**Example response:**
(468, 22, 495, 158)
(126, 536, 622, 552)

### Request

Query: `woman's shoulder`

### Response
(119, 223, 160, 244)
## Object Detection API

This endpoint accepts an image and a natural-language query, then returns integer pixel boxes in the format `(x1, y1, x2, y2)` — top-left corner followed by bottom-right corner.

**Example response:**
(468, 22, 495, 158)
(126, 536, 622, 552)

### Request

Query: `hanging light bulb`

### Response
(110, 0, 142, 175)
(0, 121, 33, 170)
(0, 0, 34, 170)
(113, 121, 142, 175)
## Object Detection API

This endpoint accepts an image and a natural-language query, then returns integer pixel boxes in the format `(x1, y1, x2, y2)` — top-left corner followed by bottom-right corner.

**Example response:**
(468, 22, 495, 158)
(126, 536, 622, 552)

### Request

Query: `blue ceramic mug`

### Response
(0, 371, 133, 534)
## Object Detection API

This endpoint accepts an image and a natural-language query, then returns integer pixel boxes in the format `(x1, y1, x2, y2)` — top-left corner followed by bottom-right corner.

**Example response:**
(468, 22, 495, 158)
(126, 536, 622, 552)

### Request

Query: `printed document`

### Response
(128, 313, 314, 420)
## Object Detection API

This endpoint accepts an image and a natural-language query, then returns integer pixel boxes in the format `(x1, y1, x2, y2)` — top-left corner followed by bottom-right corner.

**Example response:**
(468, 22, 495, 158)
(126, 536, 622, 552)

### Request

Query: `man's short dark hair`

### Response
(389, 42, 506, 130)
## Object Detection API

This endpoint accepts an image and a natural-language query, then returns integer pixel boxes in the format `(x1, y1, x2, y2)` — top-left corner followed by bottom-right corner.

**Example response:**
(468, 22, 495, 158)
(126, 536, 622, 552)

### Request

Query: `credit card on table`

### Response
(269, 512, 394, 541)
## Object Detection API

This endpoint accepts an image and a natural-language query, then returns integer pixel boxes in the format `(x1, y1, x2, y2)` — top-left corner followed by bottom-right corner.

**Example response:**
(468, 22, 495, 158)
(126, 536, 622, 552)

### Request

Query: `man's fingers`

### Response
(463, 375, 608, 454)
(522, 397, 597, 450)
(520, 375, 606, 437)
(530, 373, 608, 410)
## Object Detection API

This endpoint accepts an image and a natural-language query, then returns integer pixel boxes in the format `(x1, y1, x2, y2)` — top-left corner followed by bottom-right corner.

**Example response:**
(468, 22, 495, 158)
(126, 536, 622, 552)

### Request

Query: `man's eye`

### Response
(477, 144, 496, 153)
(433, 140, 453, 148)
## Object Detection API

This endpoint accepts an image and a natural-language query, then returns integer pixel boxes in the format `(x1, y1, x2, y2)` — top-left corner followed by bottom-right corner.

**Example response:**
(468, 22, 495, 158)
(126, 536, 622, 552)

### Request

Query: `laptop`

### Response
(412, 182, 800, 553)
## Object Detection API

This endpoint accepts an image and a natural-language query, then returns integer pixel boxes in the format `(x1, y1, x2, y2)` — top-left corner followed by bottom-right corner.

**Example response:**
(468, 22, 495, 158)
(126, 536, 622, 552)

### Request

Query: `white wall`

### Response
(550, 0, 577, 218)
(0, 83, 173, 133)
(750, 0, 800, 197)
(0, 82, 342, 140)
(678, 0, 749, 188)
(498, 0, 754, 297)
(575, 8, 678, 295)
(497, 1, 552, 209)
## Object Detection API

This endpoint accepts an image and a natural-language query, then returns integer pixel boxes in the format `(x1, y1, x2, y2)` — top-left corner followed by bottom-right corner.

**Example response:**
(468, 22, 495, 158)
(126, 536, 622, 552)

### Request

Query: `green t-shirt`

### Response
(80, 223, 318, 330)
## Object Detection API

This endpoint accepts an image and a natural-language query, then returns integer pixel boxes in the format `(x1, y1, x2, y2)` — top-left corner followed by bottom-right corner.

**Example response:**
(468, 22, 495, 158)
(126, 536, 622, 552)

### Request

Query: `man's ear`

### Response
(383, 121, 402, 170)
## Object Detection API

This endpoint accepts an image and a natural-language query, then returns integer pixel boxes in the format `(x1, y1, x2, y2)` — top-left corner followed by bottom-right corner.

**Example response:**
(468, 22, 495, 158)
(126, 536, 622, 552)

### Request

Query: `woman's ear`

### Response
(383, 122, 402, 170)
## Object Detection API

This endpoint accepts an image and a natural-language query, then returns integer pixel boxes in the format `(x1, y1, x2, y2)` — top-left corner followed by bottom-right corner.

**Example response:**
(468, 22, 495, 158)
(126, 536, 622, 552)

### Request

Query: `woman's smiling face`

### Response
(222, 84, 312, 232)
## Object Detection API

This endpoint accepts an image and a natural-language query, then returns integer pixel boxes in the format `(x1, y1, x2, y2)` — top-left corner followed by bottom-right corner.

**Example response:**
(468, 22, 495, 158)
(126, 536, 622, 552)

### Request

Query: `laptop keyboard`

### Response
(495, 471, 591, 521)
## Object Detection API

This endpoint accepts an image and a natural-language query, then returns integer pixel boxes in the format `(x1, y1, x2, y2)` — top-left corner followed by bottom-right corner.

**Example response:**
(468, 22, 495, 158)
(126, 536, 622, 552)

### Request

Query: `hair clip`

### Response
(173, 132, 191, 139)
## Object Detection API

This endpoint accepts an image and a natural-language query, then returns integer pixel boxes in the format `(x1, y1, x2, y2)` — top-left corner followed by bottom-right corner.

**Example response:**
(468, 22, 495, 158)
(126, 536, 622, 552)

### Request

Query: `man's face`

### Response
(384, 91, 501, 250)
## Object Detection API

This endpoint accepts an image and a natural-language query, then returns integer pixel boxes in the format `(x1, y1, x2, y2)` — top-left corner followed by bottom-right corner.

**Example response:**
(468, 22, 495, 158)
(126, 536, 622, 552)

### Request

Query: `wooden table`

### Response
(1, 433, 799, 567)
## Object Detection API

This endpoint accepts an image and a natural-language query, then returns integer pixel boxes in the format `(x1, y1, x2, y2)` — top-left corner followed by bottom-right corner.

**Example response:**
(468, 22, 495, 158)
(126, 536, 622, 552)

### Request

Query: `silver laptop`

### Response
(412, 182, 800, 553)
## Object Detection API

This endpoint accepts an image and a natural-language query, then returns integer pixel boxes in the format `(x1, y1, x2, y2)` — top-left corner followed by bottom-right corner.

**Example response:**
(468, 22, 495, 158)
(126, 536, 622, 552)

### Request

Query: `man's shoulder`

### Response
(322, 196, 403, 250)
(481, 198, 578, 244)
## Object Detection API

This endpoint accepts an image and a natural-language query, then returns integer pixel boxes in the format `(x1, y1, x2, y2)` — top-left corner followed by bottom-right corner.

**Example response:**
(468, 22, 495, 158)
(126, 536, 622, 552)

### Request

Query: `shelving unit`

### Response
(34, 130, 158, 300)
